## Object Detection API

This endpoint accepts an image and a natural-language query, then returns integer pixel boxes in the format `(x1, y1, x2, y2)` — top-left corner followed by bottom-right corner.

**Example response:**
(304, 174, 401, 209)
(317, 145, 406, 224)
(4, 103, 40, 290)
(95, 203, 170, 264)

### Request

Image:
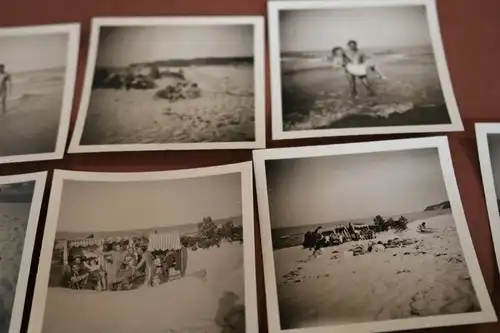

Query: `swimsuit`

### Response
(346, 63, 368, 77)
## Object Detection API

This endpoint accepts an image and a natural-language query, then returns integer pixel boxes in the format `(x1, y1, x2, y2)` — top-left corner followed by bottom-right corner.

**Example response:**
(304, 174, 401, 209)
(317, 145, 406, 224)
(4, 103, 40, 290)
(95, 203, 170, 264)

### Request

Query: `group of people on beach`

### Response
(303, 223, 374, 255)
(66, 242, 165, 291)
(328, 40, 387, 99)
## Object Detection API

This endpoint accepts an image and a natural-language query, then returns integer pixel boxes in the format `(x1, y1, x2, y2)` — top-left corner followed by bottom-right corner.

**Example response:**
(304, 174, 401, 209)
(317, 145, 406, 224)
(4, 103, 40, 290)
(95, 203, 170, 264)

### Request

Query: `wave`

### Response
(281, 51, 419, 75)
(7, 91, 47, 102)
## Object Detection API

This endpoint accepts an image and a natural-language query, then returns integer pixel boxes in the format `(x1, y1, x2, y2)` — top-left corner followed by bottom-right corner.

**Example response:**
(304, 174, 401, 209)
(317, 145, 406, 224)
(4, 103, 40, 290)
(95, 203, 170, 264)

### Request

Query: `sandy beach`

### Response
(0, 68, 65, 157)
(42, 242, 246, 333)
(273, 214, 480, 329)
(81, 65, 255, 145)
(280, 47, 450, 131)
(0, 203, 31, 332)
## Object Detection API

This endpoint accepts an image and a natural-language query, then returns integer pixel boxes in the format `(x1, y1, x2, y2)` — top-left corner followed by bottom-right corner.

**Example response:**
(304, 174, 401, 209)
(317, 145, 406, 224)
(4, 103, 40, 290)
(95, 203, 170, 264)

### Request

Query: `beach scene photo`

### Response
(0, 28, 72, 161)
(34, 169, 255, 333)
(484, 133, 500, 214)
(73, 18, 264, 150)
(259, 145, 494, 332)
(0, 180, 36, 333)
(476, 126, 500, 278)
(270, 0, 460, 138)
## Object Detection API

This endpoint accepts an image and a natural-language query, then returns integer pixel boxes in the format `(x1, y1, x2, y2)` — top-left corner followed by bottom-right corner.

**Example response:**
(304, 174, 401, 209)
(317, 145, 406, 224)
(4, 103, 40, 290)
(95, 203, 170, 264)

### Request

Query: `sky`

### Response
(280, 5, 432, 52)
(488, 134, 500, 196)
(96, 25, 254, 67)
(0, 33, 68, 73)
(56, 173, 242, 233)
(266, 148, 449, 229)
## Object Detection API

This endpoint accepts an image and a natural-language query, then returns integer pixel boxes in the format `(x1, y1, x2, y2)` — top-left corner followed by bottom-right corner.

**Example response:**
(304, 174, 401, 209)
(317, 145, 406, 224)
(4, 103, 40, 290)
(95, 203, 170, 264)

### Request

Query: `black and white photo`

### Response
(269, 0, 462, 140)
(0, 172, 46, 333)
(476, 123, 500, 278)
(0, 24, 79, 164)
(28, 163, 257, 333)
(69, 17, 265, 153)
(254, 137, 496, 333)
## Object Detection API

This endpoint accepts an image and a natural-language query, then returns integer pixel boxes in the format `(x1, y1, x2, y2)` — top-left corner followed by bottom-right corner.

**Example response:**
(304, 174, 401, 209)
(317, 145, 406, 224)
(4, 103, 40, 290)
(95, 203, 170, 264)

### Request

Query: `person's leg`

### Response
(100, 272, 107, 290)
(145, 267, 153, 286)
(369, 65, 387, 80)
(348, 75, 357, 99)
(360, 77, 375, 96)
(0, 92, 6, 115)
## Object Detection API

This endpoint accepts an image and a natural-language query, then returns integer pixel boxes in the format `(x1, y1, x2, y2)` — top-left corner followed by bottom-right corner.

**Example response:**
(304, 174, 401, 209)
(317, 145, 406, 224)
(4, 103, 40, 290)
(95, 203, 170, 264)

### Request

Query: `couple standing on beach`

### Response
(330, 40, 387, 99)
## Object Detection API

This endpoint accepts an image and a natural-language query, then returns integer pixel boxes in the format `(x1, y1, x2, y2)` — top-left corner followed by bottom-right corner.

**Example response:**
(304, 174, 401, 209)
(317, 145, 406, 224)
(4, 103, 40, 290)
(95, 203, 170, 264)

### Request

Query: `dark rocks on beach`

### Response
(384, 237, 419, 249)
(126, 75, 157, 90)
(447, 257, 463, 263)
(284, 270, 301, 282)
(154, 81, 202, 103)
(92, 69, 157, 90)
(92, 65, 185, 91)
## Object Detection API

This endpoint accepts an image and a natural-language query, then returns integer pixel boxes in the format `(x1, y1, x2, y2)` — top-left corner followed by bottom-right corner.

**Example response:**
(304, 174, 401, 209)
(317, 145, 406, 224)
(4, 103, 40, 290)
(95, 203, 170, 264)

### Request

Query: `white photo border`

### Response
(28, 162, 258, 333)
(268, 0, 464, 140)
(0, 23, 79, 164)
(0, 171, 47, 333)
(476, 123, 500, 278)
(69, 16, 266, 153)
(253, 136, 496, 333)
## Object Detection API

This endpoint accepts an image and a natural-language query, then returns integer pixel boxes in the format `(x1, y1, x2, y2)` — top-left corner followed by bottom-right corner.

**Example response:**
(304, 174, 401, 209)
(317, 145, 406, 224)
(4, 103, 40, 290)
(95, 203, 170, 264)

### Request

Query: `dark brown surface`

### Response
(1, 0, 500, 332)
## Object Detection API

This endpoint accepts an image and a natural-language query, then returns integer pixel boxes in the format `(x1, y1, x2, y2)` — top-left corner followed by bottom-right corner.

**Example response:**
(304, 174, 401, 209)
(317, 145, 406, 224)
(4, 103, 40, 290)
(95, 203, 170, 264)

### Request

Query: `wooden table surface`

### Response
(1, 0, 499, 332)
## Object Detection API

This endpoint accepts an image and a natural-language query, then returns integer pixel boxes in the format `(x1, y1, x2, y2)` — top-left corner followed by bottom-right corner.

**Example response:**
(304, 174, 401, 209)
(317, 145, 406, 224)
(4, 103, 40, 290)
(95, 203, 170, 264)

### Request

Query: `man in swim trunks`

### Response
(135, 246, 155, 287)
(0, 64, 12, 115)
(345, 40, 375, 99)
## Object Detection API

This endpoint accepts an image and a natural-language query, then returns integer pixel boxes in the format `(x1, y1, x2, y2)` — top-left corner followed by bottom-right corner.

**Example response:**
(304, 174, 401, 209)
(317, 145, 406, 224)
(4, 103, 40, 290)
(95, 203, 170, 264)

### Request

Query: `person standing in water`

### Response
(331, 40, 386, 99)
(0, 65, 12, 115)
(345, 40, 376, 98)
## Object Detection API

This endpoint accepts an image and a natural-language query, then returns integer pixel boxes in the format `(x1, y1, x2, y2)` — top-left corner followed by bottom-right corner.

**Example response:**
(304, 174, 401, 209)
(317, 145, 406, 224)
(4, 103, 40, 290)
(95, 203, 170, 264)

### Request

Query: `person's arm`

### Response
(135, 256, 146, 270)
(331, 57, 344, 69)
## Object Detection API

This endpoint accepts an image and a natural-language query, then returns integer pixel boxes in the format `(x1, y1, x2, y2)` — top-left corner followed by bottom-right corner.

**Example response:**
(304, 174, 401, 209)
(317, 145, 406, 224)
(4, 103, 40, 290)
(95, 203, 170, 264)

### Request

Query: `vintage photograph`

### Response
(476, 123, 500, 277)
(254, 138, 496, 333)
(0, 24, 79, 163)
(69, 17, 265, 153)
(0, 172, 46, 333)
(28, 164, 257, 333)
(269, 0, 462, 140)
